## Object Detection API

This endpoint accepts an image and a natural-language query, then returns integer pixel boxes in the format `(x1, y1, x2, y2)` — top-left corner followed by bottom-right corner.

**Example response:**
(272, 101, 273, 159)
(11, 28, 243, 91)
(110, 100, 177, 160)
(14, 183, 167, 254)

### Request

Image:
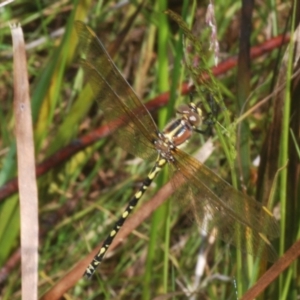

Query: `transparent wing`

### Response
(75, 21, 158, 160)
(170, 148, 279, 261)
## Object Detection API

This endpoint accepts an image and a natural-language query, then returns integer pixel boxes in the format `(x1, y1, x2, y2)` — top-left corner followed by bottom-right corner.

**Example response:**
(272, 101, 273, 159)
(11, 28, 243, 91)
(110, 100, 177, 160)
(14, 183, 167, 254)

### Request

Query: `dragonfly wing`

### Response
(170, 148, 279, 261)
(76, 21, 158, 160)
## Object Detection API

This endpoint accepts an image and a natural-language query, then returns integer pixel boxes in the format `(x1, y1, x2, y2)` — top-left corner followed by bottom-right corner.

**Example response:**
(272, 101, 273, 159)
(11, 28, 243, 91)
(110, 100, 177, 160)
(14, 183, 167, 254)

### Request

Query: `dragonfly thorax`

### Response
(162, 118, 193, 147)
(161, 102, 204, 148)
(154, 132, 176, 162)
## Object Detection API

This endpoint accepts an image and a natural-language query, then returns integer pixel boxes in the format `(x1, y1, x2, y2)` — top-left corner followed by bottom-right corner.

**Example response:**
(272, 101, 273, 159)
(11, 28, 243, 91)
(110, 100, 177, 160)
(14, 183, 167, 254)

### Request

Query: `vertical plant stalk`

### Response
(235, 0, 254, 295)
(236, 0, 253, 183)
(11, 24, 39, 300)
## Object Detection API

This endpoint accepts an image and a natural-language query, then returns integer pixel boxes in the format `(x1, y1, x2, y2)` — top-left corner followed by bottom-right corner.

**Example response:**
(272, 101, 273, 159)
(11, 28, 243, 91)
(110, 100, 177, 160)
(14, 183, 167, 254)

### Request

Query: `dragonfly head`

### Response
(176, 102, 204, 128)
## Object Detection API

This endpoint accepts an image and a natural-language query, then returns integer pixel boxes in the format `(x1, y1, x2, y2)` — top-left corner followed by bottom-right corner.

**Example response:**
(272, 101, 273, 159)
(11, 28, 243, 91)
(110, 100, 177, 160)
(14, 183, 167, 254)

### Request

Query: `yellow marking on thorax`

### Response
(164, 130, 176, 140)
(164, 121, 184, 141)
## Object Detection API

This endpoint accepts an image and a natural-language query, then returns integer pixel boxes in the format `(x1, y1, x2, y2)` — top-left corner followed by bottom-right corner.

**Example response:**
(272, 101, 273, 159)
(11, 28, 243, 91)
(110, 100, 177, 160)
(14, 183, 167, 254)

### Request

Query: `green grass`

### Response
(0, 0, 299, 299)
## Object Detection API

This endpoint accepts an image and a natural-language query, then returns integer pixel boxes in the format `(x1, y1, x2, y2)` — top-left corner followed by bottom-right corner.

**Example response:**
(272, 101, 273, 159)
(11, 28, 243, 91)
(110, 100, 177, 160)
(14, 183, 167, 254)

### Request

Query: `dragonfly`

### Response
(75, 20, 279, 279)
